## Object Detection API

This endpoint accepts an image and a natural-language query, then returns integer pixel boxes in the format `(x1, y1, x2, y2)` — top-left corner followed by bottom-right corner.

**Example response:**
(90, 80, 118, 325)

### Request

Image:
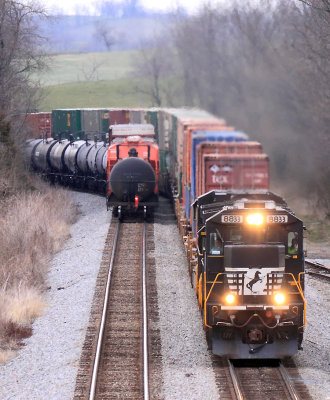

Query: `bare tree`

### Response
(0, 0, 47, 113)
(94, 21, 117, 51)
(0, 0, 48, 194)
(131, 36, 180, 107)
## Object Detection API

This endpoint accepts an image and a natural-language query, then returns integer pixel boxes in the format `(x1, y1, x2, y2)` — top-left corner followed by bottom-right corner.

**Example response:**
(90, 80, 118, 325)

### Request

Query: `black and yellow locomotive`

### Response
(193, 190, 305, 358)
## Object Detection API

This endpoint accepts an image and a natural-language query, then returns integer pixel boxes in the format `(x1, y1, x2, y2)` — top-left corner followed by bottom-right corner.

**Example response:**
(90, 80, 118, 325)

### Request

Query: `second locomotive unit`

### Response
(106, 124, 159, 218)
(193, 190, 305, 358)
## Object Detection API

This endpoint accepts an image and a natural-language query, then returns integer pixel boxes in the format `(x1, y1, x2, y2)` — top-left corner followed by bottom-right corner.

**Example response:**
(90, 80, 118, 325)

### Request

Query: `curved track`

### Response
(305, 260, 330, 281)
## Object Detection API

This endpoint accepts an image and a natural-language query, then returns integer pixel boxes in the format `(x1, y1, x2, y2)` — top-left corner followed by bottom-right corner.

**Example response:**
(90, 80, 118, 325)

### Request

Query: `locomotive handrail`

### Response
(204, 272, 224, 328)
(287, 273, 306, 328)
(203, 272, 306, 329)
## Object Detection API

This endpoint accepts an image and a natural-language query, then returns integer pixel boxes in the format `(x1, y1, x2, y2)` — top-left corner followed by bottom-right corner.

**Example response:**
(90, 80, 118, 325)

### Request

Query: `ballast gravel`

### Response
(154, 222, 219, 400)
(0, 192, 110, 400)
(293, 274, 330, 400)
(0, 192, 329, 400)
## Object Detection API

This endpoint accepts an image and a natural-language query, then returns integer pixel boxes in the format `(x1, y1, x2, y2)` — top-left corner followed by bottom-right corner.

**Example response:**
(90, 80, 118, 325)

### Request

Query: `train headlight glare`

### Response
(225, 294, 235, 304)
(246, 213, 264, 225)
(274, 293, 285, 305)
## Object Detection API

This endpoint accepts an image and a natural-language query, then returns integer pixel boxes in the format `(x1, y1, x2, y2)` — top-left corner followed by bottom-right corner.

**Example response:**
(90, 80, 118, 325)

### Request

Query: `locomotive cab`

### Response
(194, 191, 305, 358)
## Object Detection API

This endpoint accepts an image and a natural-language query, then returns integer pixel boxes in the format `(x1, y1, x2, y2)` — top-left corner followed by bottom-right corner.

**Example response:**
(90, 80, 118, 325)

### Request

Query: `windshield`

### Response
(224, 245, 285, 269)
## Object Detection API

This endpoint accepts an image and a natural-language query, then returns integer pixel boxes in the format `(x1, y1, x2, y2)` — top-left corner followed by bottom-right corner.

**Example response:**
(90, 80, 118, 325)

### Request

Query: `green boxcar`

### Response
(146, 110, 159, 143)
(171, 115, 177, 163)
(52, 109, 82, 139)
(159, 150, 170, 194)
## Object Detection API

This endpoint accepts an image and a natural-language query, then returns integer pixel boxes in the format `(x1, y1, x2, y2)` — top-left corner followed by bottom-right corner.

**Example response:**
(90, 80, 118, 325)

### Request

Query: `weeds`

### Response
(0, 182, 76, 363)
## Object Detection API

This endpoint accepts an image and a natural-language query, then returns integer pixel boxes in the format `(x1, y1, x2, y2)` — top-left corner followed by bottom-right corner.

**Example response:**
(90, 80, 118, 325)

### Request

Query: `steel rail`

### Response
(227, 359, 244, 400)
(142, 221, 150, 400)
(305, 260, 330, 280)
(89, 221, 120, 400)
(279, 363, 301, 400)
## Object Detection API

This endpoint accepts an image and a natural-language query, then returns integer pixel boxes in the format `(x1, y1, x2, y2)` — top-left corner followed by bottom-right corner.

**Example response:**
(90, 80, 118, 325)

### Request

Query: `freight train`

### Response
(24, 107, 305, 358)
(25, 122, 159, 218)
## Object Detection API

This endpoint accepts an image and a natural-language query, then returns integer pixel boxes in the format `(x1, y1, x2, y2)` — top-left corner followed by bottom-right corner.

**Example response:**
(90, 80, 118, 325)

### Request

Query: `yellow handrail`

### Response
(204, 272, 223, 328)
(287, 273, 306, 327)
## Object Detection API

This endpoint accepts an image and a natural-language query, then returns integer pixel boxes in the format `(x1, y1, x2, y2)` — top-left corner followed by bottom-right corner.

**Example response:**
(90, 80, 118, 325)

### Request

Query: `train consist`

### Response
(24, 107, 305, 358)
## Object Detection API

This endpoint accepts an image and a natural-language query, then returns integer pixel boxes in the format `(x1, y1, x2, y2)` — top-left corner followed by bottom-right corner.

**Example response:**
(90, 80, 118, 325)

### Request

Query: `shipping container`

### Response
(195, 141, 263, 195)
(23, 113, 52, 138)
(191, 130, 249, 201)
(129, 108, 147, 124)
(202, 154, 269, 194)
(181, 120, 229, 187)
(158, 149, 170, 194)
(52, 109, 82, 139)
(146, 109, 159, 142)
(81, 109, 109, 134)
(109, 108, 130, 125)
(157, 110, 172, 151)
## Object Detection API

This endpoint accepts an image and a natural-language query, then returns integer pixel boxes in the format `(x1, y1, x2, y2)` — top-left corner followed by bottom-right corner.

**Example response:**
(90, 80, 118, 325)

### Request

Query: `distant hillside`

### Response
(37, 51, 137, 86)
(41, 15, 170, 53)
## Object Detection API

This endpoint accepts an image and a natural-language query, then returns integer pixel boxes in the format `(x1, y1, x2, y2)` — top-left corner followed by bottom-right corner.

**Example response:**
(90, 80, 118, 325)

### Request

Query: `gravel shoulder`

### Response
(0, 192, 110, 400)
(293, 273, 330, 400)
(154, 222, 219, 400)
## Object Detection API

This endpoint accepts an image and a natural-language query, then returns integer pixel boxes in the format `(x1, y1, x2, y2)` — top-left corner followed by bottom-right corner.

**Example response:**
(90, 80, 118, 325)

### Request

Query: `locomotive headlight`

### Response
(246, 213, 264, 225)
(274, 292, 285, 305)
(225, 294, 235, 304)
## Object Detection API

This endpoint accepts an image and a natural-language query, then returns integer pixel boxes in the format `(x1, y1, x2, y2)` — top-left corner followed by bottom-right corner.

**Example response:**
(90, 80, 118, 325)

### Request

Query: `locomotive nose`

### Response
(109, 157, 156, 202)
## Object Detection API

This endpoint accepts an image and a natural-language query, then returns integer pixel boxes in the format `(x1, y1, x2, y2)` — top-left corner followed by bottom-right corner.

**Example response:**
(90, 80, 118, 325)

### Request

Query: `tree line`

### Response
(133, 0, 330, 213)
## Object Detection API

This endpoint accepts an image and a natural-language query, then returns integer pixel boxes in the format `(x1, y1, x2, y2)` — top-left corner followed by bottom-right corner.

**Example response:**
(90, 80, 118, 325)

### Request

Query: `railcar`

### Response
(25, 135, 109, 190)
(192, 190, 305, 358)
(106, 124, 159, 218)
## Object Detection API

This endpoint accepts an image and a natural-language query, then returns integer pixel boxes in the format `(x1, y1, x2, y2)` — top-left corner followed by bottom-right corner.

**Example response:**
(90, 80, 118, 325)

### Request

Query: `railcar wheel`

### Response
(118, 206, 122, 221)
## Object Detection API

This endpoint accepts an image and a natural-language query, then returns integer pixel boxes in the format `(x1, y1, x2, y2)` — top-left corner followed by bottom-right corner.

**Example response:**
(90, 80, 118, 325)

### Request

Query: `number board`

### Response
(266, 215, 288, 223)
(221, 215, 243, 223)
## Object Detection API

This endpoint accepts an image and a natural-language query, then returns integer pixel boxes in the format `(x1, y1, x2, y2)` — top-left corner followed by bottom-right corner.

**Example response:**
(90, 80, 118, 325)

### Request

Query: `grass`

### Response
(36, 50, 138, 86)
(0, 181, 76, 363)
(302, 215, 330, 243)
(38, 77, 154, 111)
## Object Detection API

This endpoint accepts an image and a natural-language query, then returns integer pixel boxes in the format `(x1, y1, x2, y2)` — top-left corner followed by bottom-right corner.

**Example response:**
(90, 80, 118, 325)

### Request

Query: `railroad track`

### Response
(74, 217, 159, 399)
(305, 260, 330, 281)
(90, 220, 148, 399)
(228, 359, 304, 400)
(211, 357, 312, 400)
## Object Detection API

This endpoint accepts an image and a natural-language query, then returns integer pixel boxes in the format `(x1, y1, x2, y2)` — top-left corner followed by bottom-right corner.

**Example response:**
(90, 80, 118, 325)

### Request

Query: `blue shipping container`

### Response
(190, 130, 248, 208)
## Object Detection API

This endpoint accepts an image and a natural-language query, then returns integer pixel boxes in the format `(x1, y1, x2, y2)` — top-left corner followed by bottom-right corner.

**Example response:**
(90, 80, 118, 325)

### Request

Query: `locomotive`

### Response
(106, 124, 159, 218)
(192, 190, 305, 358)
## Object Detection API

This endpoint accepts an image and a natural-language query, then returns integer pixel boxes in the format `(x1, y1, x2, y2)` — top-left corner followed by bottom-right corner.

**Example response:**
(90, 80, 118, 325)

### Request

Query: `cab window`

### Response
(288, 232, 298, 254)
(209, 233, 223, 255)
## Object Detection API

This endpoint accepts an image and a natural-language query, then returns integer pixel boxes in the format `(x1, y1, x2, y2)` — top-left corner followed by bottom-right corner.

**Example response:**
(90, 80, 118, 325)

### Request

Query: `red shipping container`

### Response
(195, 142, 263, 196)
(200, 154, 269, 196)
(109, 109, 130, 125)
(24, 112, 52, 138)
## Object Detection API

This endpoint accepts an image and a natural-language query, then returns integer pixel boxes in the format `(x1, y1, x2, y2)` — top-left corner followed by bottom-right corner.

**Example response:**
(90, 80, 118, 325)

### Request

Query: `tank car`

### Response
(106, 124, 159, 218)
(193, 190, 305, 359)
